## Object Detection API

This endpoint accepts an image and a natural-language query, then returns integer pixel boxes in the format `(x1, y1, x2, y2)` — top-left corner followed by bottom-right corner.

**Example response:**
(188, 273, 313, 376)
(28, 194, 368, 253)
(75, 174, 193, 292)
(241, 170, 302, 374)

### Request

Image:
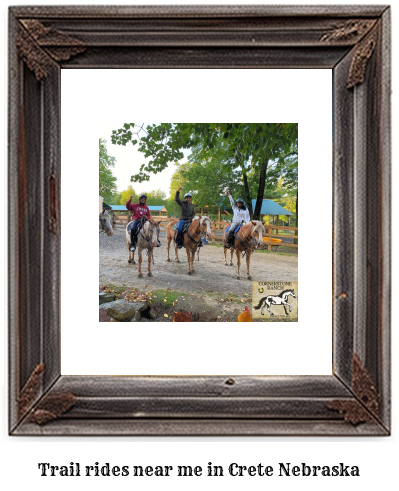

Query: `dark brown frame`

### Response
(9, 5, 391, 436)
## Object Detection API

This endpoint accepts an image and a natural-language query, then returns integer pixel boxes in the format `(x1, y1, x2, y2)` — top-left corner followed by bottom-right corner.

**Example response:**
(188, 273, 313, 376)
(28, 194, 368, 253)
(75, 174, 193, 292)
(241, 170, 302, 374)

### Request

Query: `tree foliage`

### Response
(111, 123, 298, 219)
(99, 138, 118, 203)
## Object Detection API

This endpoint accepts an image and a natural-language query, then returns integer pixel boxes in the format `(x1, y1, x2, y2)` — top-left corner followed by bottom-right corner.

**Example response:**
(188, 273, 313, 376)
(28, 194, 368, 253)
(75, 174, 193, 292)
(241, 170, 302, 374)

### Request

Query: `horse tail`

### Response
(253, 297, 267, 310)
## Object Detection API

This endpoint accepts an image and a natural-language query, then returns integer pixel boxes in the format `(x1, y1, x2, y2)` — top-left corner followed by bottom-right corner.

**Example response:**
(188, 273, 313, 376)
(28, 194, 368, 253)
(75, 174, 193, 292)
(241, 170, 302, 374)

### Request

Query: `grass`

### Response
(150, 289, 182, 307)
(206, 242, 297, 256)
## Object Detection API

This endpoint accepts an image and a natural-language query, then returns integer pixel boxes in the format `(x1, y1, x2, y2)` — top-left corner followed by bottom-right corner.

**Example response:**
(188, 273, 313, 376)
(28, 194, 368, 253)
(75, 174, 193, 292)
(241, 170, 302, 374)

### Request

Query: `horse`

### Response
(253, 289, 296, 316)
(166, 216, 212, 275)
(222, 220, 264, 280)
(125, 219, 161, 277)
(99, 210, 113, 236)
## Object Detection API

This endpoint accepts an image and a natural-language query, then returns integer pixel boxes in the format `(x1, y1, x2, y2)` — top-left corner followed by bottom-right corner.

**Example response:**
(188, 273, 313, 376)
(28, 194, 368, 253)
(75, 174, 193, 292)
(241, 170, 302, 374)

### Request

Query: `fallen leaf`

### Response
(164, 314, 168, 317)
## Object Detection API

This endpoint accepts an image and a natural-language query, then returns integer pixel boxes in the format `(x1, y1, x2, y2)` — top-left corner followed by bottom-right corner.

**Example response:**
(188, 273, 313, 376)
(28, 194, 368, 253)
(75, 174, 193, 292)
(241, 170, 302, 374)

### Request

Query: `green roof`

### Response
(251, 199, 294, 216)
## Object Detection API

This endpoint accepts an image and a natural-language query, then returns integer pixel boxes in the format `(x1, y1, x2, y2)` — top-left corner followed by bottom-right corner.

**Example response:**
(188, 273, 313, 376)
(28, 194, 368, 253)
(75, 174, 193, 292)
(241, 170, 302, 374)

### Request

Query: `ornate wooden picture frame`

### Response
(8, 5, 391, 435)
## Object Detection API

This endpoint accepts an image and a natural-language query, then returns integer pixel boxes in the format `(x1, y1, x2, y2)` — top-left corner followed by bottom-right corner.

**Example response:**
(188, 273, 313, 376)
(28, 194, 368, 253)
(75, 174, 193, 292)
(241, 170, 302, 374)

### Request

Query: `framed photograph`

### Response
(9, 5, 390, 435)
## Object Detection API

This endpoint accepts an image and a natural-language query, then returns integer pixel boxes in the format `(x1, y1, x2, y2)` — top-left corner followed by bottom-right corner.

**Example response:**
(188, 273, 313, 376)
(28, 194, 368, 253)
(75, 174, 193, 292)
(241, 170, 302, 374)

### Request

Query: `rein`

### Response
(187, 218, 209, 261)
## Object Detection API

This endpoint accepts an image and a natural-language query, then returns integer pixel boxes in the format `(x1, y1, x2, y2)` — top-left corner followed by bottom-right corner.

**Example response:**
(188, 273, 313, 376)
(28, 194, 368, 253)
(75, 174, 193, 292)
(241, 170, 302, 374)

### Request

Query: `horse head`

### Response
(143, 220, 160, 248)
(251, 220, 265, 249)
(199, 215, 212, 239)
(99, 210, 113, 236)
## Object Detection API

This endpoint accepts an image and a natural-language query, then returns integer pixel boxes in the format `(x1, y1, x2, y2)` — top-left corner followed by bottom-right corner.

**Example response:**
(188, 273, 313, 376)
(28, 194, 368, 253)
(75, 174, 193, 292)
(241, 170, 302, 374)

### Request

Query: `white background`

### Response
(1, 1, 397, 490)
(61, 68, 332, 376)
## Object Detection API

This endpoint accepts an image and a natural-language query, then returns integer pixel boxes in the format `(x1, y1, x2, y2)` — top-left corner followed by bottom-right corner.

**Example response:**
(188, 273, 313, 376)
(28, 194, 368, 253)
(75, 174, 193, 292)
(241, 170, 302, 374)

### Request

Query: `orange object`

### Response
(238, 307, 252, 322)
(173, 312, 192, 322)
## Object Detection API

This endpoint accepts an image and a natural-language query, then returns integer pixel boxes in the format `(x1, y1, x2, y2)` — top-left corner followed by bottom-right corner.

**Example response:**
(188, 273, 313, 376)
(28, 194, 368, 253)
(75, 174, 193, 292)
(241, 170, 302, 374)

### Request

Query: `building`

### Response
(106, 204, 168, 218)
(251, 199, 294, 224)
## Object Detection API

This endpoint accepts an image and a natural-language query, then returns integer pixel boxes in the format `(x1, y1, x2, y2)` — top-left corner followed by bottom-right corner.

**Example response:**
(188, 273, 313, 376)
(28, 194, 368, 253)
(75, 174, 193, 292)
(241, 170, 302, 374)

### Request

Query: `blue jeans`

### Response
(176, 219, 186, 245)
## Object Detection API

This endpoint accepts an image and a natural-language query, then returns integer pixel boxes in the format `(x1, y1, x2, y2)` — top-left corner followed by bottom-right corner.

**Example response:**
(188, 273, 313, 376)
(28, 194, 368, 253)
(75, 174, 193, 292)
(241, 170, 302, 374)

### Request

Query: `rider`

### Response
(126, 194, 162, 251)
(225, 189, 250, 248)
(175, 187, 195, 249)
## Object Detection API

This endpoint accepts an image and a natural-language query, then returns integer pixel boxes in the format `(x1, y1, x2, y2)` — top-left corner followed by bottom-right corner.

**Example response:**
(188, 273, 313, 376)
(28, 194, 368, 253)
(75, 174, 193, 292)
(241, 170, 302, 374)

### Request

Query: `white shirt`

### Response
(229, 195, 250, 224)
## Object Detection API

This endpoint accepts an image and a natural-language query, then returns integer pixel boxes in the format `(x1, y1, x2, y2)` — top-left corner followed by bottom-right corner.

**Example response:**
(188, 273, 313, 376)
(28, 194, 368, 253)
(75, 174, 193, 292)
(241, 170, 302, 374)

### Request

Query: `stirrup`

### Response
(157, 241, 162, 247)
(129, 244, 136, 251)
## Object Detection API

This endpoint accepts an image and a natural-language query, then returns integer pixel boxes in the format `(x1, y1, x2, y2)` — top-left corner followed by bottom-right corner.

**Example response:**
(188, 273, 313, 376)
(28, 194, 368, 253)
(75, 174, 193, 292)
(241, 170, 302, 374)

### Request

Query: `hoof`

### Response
(188, 271, 192, 276)
(230, 263, 233, 266)
(224, 263, 228, 266)
(128, 259, 131, 264)
(176, 260, 181, 263)
(237, 276, 241, 280)
(147, 272, 153, 277)
(132, 261, 136, 265)
(166, 258, 171, 262)
(138, 273, 143, 278)
(248, 276, 252, 280)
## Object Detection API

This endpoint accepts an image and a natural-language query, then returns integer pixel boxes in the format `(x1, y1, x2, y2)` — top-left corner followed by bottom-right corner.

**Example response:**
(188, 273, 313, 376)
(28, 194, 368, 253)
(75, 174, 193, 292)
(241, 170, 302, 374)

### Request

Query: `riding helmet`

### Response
(139, 194, 147, 200)
(236, 198, 244, 204)
(184, 193, 192, 198)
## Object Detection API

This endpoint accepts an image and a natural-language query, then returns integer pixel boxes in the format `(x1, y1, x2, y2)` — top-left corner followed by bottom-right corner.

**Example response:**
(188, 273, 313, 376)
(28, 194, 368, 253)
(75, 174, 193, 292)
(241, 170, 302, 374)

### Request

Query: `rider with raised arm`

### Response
(225, 189, 250, 248)
(126, 194, 162, 251)
(175, 187, 195, 249)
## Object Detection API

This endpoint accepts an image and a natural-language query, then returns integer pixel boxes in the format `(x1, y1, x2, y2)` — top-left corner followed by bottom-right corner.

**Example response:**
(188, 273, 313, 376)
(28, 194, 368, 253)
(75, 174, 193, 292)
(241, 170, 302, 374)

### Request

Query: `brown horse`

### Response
(222, 220, 265, 280)
(166, 216, 212, 275)
(126, 219, 161, 277)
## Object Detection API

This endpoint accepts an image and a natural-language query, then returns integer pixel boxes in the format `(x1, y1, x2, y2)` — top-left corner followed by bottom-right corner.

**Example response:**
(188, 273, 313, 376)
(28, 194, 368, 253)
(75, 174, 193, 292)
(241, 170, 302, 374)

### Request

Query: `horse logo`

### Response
(254, 288, 296, 317)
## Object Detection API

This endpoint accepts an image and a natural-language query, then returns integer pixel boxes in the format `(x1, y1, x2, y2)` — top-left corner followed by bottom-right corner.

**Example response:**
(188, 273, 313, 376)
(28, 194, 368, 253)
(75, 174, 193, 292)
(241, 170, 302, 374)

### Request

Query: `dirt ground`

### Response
(99, 229, 298, 322)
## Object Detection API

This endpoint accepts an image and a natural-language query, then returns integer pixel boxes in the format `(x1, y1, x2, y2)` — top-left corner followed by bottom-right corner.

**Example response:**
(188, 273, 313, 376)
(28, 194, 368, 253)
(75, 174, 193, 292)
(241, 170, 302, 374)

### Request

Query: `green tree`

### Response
(141, 189, 167, 206)
(120, 185, 138, 206)
(99, 138, 118, 203)
(111, 123, 298, 220)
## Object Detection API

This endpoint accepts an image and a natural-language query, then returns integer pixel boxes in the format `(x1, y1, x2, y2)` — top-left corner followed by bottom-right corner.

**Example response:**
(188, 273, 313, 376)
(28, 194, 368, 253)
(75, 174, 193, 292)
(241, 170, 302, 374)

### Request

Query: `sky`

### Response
(99, 122, 184, 198)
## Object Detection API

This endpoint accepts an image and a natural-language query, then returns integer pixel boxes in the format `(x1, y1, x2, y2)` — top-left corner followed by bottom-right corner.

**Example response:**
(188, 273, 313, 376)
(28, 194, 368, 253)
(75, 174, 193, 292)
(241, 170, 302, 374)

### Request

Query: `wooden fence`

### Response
(109, 214, 298, 250)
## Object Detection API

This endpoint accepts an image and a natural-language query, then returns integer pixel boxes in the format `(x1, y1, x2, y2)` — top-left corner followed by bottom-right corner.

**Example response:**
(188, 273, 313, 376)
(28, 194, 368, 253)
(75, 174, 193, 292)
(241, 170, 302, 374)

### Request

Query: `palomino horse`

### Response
(166, 216, 212, 275)
(126, 219, 161, 277)
(99, 210, 113, 236)
(222, 220, 264, 280)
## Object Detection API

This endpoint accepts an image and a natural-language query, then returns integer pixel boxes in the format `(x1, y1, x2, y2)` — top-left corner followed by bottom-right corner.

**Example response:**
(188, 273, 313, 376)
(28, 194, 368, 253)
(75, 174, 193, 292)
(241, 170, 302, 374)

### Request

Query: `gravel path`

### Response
(100, 229, 298, 296)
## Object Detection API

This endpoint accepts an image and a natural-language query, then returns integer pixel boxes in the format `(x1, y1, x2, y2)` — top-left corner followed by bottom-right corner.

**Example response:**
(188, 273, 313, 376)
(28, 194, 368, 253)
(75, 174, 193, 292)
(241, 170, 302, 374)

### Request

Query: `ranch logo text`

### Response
(252, 281, 298, 321)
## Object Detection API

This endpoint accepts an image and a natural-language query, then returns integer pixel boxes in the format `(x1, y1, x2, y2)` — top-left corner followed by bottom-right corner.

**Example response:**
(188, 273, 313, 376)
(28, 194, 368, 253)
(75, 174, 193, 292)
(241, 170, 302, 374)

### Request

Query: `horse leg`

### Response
(236, 249, 241, 279)
(186, 246, 192, 275)
(230, 248, 234, 266)
(283, 304, 289, 316)
(260, 301, 266, 316)
(138, 252, 143, 278)
(175, 243, 180, 262)
(224, 245, 228, 266)
(166, 236, 171, 262)
(147, 250, 153, 277)
(246, 252, 252, 280)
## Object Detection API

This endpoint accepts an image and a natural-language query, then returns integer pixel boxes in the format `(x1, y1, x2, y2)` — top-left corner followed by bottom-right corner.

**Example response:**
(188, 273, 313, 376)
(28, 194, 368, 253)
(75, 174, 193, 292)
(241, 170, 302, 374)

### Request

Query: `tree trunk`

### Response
(253, 159, 269, 220)
(242, 171, 253, 217)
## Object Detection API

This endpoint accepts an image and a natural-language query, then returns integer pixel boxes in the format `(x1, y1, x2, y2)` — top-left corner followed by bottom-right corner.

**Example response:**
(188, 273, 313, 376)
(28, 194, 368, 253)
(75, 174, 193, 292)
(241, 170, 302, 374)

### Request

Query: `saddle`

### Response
(128, 216, 147, 238)
(226, 224, 242, 246)
(174, 219, 193, 245)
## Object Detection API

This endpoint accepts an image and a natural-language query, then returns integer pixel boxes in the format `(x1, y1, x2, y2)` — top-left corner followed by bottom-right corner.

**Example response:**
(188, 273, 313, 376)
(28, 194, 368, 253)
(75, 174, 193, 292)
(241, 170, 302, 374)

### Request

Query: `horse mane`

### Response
(279, 289, 294, 297)
(243, 220, 264, 232)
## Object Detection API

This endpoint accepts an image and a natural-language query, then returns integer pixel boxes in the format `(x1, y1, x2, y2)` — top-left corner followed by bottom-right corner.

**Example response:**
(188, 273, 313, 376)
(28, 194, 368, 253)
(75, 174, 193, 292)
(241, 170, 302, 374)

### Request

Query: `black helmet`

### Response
(184, 193, 192, 198)
(139, 194, 147, 200)
(236, 198, 244, 204)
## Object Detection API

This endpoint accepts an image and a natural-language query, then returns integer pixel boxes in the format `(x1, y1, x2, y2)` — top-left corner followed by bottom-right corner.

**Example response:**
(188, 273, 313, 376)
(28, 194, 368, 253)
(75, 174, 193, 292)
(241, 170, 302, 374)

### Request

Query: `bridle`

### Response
(235, 222, 262, 257)
(138, 222, 158, 264)
(187, 217, 210, 259)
